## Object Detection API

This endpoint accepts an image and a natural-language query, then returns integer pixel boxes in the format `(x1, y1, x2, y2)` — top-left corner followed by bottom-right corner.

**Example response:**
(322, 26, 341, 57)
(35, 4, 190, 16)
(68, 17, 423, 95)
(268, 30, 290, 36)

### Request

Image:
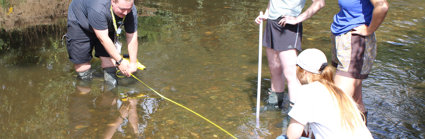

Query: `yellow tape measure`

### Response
(115, 59, 237, 138)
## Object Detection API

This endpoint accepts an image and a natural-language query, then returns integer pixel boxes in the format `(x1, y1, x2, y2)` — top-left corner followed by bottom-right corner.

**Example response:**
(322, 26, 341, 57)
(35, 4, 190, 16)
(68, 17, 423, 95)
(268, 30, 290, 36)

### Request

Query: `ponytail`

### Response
(303, 65, 366, 133)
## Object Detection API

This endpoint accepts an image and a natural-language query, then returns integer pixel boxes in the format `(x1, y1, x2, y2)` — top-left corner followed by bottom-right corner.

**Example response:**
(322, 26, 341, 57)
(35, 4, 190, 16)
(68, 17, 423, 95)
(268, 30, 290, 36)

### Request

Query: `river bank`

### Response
(0, 0, 69, 31)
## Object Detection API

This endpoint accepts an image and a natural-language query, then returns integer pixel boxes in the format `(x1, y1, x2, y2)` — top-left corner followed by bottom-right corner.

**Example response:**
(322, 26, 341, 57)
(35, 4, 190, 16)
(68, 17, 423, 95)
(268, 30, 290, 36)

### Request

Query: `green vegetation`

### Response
(138, 10, 173, 42)
(0, 38, 4, 51)
(1, 0, 9, 8)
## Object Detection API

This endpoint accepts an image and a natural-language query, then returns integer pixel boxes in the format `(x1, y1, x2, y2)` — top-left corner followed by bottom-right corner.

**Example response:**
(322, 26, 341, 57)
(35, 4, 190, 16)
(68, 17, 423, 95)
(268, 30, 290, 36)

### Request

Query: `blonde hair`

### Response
(297, 65, 366, 133)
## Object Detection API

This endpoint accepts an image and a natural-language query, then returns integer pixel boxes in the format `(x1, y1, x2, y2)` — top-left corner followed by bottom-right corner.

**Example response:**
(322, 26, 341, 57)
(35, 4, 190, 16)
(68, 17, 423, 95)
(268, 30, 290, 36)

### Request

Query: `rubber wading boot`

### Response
(77, 69, 93, 81)
(266, 88, 285, 108)
(253, 89, 286, 112)
(104, 67, 118, 89)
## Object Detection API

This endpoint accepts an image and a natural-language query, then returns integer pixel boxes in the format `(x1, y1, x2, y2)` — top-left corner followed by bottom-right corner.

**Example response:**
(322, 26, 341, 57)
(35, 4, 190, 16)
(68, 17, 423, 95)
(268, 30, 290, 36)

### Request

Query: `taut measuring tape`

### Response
(117, 61, 237, 138)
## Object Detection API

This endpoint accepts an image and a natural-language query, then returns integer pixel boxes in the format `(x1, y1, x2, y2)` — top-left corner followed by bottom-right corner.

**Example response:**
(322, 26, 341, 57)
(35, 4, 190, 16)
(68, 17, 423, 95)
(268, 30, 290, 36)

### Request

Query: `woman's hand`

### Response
(255, 12, 268, 24)
(351, 24, 373, 36)
(278, 16, 299, 27)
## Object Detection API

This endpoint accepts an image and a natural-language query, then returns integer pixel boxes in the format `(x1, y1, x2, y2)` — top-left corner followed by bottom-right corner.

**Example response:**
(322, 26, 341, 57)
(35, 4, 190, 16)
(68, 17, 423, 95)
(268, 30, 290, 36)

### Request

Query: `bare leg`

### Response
(266, 48, 285, 92)
(278, 49, 301, 103)
(334, 75, 365, 112)
(74, 62, 92, 80)
(74, 62, 91, 72)
(128, 99, 139, 134)
(100, 56, 116, 68)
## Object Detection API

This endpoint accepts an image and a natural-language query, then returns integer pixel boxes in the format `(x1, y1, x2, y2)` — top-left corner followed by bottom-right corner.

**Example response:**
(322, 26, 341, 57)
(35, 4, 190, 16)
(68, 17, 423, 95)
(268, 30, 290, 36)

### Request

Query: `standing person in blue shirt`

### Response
(331, 0, 389, 123)
(254, 0, 325, 110)
(66, 0, 139, 86)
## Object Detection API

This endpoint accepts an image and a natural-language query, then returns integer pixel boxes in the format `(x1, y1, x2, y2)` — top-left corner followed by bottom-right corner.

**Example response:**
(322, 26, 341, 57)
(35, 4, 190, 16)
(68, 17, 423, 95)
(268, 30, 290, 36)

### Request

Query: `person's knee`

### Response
(75, 63, 92, 80)
(75, 62, 91, 72)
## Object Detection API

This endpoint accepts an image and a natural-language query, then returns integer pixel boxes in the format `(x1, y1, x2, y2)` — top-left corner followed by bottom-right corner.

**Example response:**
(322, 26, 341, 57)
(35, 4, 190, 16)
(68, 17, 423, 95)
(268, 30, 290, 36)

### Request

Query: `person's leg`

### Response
(75, 62, 91, 72)
(279, 49, 301, 103)
(334, 75, 365, 112)
(100, 56, 116, 68)
(66, 20, 94, 80)
(101, 57, 118, 87)
(266, 47, 285, 93)
(265, 48, 287, 108)
(73, 62, 92, 80)
(332, 32, 377, 125)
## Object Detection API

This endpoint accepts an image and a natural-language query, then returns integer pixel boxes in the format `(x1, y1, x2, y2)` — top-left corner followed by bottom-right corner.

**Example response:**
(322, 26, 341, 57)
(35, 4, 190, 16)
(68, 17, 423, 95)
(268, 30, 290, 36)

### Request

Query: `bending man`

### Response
(66, 0, 139, 85)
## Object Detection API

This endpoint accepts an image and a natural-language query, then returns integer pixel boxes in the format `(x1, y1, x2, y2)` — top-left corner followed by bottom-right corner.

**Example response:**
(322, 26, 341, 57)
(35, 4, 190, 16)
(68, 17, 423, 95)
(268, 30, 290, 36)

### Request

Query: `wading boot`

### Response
(266, 88, 285, 109)
(253, 89, 286, 112)
(104, 67, 118, 90)
(77, 69, 93, 81)
(276, 92, 292, 130)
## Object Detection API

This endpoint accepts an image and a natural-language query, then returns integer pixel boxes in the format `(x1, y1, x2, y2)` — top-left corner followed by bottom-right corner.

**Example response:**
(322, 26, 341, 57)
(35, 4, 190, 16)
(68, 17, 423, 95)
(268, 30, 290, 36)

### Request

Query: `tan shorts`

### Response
(331, 32, 377, 79)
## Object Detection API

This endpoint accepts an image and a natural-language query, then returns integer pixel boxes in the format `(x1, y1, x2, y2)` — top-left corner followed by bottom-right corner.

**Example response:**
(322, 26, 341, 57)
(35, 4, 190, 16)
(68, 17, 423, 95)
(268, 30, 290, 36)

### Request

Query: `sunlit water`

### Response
(0, 0, 424, 138)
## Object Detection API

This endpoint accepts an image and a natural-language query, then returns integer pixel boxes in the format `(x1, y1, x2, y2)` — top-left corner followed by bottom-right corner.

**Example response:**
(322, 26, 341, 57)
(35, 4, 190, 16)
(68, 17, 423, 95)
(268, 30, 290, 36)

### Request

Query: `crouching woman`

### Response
(281, 49, 373, 139)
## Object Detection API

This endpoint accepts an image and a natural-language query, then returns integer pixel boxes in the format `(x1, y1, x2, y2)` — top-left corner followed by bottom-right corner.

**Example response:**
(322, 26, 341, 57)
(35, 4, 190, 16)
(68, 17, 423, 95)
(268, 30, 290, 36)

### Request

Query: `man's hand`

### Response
(127, 62, 138, 75)
(117, 59, 130, 77)
(117, 59, 138, 77)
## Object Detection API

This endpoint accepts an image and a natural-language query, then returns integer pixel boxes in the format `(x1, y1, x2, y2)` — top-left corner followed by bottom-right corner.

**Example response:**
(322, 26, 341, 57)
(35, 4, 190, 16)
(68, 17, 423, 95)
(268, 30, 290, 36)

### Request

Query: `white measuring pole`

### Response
(255, 11, 263, 129)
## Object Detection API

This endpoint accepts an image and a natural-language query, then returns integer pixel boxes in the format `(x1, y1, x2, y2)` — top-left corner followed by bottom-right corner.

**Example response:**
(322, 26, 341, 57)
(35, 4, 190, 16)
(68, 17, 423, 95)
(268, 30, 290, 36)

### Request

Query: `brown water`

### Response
(0, 0, 424, 138)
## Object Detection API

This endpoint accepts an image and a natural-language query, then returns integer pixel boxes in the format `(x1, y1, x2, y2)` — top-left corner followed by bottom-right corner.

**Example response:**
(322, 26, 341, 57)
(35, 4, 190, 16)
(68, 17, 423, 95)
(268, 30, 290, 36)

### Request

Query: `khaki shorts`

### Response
(331, 32, 377, 79)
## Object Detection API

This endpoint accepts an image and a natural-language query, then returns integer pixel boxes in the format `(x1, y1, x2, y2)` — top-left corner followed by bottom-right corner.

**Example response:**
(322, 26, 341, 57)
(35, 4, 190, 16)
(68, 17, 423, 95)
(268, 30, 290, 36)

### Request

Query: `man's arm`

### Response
(94, 28, 134, 76)
(352, 0, 389, 36)
(279, 0, 325, 26)
(126, 31, 138, 73)
(286, 118, 305, 139)
(93, 28, 122, 63)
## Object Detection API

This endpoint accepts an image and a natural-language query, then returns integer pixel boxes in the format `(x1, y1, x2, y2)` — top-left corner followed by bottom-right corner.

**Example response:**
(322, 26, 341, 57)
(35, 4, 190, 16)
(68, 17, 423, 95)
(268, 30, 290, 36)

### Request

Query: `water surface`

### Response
(0, 0, 424, 138)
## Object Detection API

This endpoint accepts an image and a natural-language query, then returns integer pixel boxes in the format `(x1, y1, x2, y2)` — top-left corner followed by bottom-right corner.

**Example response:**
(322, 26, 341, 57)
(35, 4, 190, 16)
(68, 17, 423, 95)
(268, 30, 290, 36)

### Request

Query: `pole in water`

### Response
(256, 11, 263, 129)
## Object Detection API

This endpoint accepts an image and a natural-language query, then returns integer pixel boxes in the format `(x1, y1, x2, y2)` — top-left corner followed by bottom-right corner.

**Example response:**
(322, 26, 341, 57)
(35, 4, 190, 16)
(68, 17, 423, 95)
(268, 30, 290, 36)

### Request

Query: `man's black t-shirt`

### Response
(68, 0, 137, 37)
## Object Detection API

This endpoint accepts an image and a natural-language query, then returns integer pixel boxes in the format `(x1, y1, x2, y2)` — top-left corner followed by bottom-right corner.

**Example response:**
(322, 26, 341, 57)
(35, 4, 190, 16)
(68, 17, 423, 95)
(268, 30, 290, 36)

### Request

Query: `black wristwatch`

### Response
(116, 58, 123, 65)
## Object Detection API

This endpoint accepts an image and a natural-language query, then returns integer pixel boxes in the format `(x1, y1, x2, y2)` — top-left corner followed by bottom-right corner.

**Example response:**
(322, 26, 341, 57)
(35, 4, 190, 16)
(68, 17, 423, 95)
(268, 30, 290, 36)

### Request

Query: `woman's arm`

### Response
(278, 0, 325, 26)
(286, 118, 305, 139)
(255, 1, 271, 24)
(352, 0, 389, 36)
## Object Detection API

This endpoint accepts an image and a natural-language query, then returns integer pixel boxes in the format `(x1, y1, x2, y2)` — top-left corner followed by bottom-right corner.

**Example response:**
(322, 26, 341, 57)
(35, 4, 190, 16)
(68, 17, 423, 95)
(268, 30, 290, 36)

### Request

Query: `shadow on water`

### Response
(0, 0, 425, 138)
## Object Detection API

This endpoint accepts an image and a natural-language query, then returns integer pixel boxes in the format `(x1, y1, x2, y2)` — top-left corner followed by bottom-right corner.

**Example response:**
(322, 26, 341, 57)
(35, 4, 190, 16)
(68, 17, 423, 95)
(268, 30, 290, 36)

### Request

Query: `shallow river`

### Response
(0, 0, 424, 138)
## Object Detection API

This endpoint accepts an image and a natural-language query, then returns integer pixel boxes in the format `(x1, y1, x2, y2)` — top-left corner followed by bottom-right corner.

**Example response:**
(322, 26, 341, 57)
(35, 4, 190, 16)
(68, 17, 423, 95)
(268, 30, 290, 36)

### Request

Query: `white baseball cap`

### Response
(296, 48, 328, 74)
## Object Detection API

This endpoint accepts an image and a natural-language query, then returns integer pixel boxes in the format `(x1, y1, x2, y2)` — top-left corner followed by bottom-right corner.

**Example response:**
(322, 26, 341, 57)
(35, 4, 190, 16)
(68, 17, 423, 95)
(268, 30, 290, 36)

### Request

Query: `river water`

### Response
(0, 0, 424, 138)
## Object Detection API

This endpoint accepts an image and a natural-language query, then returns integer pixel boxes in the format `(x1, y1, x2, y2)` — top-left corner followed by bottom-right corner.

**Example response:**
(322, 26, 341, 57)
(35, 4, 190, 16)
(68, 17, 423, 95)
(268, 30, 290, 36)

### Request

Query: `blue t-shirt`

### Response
(331, 0, 373, 36)
(68, 0, 138, 35)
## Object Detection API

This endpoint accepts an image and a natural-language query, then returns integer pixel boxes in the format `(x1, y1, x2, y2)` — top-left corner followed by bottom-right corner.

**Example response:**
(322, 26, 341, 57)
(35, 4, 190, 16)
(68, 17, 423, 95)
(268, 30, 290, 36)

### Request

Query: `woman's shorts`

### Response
(331, 31, 377, 79)
(263, 18, 303, 52)
(66, 21, 111, 64)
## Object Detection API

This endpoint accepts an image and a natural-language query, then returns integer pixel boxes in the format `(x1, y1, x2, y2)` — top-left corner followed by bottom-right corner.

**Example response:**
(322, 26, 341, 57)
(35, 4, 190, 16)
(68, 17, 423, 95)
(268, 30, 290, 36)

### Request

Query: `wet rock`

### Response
(190, 132, 200, 138)
(209, 96, 218, 100)
(74, 125, 88, 129)
(166, 120, 176, 125)
(204, 31, 213, 36)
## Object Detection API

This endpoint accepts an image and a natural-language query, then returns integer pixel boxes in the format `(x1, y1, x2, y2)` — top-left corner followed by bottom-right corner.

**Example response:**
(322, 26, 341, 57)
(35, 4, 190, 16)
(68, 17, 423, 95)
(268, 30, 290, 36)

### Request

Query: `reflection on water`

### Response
(0, 0, 424, 138)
